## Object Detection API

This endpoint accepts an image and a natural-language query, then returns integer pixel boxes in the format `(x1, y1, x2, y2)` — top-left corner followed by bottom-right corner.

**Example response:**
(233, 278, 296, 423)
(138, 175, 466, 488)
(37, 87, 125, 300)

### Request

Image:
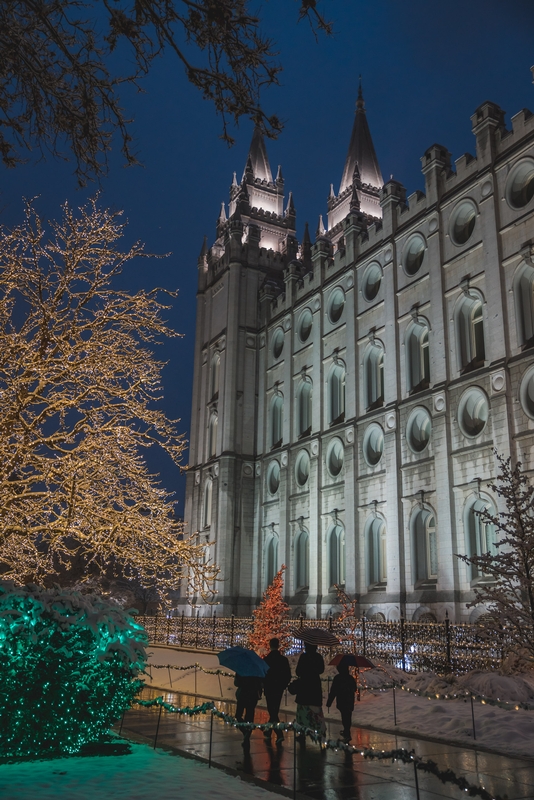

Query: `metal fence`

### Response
(138, 613, 505, 674)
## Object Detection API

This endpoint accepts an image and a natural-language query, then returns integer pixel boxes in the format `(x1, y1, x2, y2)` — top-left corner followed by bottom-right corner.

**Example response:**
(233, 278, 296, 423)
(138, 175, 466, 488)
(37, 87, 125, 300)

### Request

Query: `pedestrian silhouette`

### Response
(263, 637, 291, 743)
(326, 662, 356, 742)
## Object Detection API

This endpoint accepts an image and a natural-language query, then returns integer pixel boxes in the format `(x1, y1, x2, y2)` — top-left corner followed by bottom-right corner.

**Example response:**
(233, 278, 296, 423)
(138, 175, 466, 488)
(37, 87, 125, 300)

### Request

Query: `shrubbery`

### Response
(0, 581, 147, 757)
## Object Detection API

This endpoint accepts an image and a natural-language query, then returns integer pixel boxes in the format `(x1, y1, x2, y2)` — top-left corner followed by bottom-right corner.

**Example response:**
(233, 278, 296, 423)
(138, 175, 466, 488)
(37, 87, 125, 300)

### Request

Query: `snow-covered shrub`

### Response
(0, 581, 147, 757)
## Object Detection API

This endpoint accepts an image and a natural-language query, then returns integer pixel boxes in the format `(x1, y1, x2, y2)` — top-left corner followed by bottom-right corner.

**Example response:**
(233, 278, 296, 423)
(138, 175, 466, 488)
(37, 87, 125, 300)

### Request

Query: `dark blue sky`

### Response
(2, 0, 534, 516)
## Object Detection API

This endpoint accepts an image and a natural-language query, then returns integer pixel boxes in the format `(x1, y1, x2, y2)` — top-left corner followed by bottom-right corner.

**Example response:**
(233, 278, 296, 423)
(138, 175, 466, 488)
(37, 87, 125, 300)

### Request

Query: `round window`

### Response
(298, 309, 313, 343)
(458, 387, 489, 438)
(362, 262, 382, 301)
(402, 234, 426, 277)
(406, 407, 432, 453)
(328, 288, 345, 324)
(272, 328, 284, 359)
(520, 365, 534, 418)
(327, 437, 344, 477)
(363, 423, 384, 466)
(506, 158, 534, 210)
(267, 461, 280, 495)
(450, 200, 477, 246)
(295, 450, 310, 487)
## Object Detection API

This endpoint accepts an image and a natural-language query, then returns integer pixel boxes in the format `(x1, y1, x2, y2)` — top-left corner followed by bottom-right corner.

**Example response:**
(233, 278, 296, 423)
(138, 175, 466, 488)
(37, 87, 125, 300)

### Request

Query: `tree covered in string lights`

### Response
(458, 454, 534, 666)
(335, 584, 359, 652)
(249, 565, 290, 655)
(0, 197, 218, 601)
(0, 581, 147, 757)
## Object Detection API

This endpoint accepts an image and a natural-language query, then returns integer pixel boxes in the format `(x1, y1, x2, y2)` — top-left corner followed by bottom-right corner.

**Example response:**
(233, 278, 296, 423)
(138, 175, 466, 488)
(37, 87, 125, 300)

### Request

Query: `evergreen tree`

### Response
(335, 585, 359, 653)
(249, 565, 290, 655)
(457, 454, 534, 665)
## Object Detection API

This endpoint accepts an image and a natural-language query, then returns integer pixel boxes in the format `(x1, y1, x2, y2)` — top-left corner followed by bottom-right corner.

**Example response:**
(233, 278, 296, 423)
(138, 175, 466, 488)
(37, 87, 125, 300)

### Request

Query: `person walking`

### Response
(294, 641, 326, 740)
(263, 637, 292, 744)
(326, 661, 356, 743)
(234, 673, 263, 745)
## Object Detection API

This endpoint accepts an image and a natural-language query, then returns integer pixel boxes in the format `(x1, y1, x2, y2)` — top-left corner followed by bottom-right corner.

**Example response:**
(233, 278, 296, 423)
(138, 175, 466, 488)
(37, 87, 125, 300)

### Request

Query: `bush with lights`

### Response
(0, 581, 147, 757)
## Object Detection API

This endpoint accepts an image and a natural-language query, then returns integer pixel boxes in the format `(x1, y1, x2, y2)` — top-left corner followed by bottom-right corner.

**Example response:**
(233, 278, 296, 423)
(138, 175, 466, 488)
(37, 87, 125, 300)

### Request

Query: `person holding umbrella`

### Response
(217, 646, 269, 745)
(291, 627, 337, 740)
(326, 655, 357, 743)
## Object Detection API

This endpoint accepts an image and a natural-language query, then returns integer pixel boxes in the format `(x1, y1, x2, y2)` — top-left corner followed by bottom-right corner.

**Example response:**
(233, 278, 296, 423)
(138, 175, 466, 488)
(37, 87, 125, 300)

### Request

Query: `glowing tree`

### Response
(0, 581, 147, 757)
(335, 585, 359, 652)
(458, 454, 534, 665)
(0, 198, 218, 601)
(249, 565, 290, 655)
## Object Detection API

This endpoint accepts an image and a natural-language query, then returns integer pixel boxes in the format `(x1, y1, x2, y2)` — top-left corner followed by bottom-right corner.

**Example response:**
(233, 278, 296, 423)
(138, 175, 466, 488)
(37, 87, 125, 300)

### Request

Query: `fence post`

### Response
(180, 610, 185, 646)
(230, 614, 235, 647)
(400, 616, 406, 672)
(166, 616, 171, 646)
(212, 611, 217, 650)
(445, 610, 451, 671)
(362, 614, 366, 657)
(328, 611, 333, 631)
(195, 610, 200, 649)
(299, 611, 304, 629)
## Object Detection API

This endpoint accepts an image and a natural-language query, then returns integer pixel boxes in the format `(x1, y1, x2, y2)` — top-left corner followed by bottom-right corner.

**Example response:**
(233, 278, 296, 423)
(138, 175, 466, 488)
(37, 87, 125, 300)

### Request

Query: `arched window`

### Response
(202, 479, 213, 529)
(364, 343, 384, 409)
(328, 524, 345, 587)
(412, 508, 438, 584)
(295, 529, 309, 589)
(297, 380, 312, 436)
(270, 394, 283, 447)
(366, 517, 387, 587)
(328, 364, 345, 424)
(514, 263, 534, 348)
(406, 321, 430, 393)
(210, 352, 220, 398)
(456, 294, 485, 371)
(208, 412, 218, 458)
(464, 496, 497, 580)
(265, 536, 278, 587)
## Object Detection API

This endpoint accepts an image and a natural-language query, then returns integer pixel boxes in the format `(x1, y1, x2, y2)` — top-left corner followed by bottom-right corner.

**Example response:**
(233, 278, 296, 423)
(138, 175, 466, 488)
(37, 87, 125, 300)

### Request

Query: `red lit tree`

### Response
(249, 565, 290, 655)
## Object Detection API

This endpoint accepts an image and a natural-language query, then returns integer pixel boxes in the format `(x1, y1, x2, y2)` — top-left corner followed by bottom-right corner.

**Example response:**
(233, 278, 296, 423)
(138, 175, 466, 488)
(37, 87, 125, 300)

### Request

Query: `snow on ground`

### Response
(146, 646, 534, 759)
(0, 741, 273, 800)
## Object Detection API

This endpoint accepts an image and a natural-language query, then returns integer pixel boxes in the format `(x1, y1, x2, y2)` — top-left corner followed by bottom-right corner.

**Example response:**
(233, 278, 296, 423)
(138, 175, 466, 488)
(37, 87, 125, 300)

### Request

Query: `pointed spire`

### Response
(316, 215, 325, 237)
(198, 235, 208, 259)
(301, 221, 312, 265)
(244, 126, 273, 183)
(303, 221, 311, 247)
(218, 202, 227, 223)
(276, 164, 283, 182)
(329, 183, 335, 199)
(285, 191, 295, 217)
(339, 80, 383, 193)
(232, 172, 238, 187)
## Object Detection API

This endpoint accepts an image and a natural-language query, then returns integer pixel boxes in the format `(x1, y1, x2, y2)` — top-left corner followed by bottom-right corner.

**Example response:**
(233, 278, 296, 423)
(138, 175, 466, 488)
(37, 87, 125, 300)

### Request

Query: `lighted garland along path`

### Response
(118, 688, 533, 800)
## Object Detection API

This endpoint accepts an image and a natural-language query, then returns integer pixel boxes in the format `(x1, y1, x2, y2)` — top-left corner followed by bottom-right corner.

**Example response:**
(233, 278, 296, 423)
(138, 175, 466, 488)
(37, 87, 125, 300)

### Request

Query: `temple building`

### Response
(184, 83, 534, 622)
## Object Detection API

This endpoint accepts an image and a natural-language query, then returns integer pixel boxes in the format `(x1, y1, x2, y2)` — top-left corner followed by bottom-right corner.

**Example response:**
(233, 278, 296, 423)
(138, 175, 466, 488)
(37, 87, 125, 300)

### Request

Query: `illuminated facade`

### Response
(185, 85, 534, 621)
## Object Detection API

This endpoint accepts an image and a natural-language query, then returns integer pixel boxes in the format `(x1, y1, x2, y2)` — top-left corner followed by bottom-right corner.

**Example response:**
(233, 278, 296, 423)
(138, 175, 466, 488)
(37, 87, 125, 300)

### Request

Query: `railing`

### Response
(138, 612, 505, 674)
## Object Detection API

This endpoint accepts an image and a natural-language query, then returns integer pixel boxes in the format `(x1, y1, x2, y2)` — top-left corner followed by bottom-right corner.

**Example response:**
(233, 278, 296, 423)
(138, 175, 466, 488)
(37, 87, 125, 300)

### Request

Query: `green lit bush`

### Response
(0, 581, 147, 757)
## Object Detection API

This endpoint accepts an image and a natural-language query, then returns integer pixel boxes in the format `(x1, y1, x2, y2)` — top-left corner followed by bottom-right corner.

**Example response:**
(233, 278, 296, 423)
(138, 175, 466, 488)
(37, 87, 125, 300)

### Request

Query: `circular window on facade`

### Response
(328, 288, 345, 324)
(295, 450, 310, 487)
(450, 200, 477, 245)
(363, 423, 384, 466)
(402, 234, 426, 277)
(327, 437, 344, 477)
(272, 327, 284, 359)
(298, 309, 313, 343)
(406, 407, 432, 453)
(506, 158, 534, 210)
(267, 460, 280, 495)
(458, 387, 489, 438)
(362, 262, 382, 302)
(519, 365, 534, 418)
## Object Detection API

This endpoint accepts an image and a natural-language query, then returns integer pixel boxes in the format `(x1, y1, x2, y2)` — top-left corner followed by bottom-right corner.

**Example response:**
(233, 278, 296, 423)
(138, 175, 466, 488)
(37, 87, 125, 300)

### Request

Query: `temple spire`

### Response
(244, 126, 273, 183)
(339, 80, 383, 193)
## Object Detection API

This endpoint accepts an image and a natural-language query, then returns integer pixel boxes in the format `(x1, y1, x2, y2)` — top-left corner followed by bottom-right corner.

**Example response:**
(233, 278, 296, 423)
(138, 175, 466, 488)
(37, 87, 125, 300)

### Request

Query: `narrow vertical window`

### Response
(295, 529, 309, 589)
(328, 524, 345, 587)
(367, 517, 387, 587)
(265, 537, 278, 586)
(328, 364, 345, 424)
(465, 497, 497, 580)
(364, 344, 384, 409)
(297, 380, 312, 436)
(210, 352, 220, 399)
(413, 508, 438, 583)
(456, 294, 485, 371)
(203, 479, 213, 528)
(271, 395, 283, 447)
(208, 413, 218, 458)
(406, 322, 430, 393)
(515, 264, 534, 347)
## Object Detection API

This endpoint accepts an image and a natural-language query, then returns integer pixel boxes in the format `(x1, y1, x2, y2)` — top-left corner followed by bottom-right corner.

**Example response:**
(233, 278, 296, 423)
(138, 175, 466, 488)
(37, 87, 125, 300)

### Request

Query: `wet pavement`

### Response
(118, 687, 534, 800)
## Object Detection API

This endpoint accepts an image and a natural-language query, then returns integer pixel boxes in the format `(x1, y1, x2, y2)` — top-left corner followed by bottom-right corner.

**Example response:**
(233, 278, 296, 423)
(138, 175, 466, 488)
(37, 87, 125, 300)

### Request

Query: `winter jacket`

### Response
(295, 651, 325, 706)
(263, 650, 292, 694)
(326, 672, 356, 711)
(234, 674, 263, 701)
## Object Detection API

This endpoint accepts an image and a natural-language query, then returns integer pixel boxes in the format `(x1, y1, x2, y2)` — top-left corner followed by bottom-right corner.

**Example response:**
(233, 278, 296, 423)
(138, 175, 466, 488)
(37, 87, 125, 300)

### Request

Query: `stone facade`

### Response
(184, 87, 534, 622)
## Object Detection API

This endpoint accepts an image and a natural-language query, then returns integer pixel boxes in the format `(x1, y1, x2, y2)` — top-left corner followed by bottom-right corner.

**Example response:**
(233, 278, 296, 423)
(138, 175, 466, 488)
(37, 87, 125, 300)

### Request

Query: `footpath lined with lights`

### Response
(133, 695, 506, 800)
(148, 661, 534, 712)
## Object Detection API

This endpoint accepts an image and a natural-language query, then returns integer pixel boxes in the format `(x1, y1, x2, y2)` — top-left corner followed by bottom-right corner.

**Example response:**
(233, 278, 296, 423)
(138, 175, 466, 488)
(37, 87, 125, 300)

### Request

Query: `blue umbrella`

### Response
(217, 646, 269, 677)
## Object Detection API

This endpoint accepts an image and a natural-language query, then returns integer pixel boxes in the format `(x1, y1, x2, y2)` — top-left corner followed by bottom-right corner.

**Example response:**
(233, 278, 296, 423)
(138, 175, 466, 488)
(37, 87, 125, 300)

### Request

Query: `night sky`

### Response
(2, 0, 534, 516)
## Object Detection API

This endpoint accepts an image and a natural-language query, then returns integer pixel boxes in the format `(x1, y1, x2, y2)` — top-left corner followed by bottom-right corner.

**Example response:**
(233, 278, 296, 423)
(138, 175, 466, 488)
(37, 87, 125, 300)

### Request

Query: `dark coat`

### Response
(234, 674, 263, 701)
(295, 651, 325, 706)
(326, 672, 356, 711)
(263, 650, 292, 694)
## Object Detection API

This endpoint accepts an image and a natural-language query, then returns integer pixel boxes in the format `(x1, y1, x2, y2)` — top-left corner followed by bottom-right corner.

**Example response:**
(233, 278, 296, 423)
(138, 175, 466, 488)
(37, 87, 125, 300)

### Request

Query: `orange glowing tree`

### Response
(249, 565, 291, 654)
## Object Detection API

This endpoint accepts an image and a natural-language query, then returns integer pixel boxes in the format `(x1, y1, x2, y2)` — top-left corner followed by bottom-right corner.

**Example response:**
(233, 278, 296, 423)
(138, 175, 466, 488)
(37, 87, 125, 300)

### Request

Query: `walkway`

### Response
(119, 686, 534, 800)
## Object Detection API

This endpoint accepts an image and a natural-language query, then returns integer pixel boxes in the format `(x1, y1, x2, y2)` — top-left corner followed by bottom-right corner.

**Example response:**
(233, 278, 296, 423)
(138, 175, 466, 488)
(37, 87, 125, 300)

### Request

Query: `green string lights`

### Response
(0, 581, 147, 758)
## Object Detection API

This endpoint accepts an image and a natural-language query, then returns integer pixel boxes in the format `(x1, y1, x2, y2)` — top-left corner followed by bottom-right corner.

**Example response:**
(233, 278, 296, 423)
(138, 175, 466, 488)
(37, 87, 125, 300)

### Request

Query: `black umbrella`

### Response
(291, 626, 339, 646)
